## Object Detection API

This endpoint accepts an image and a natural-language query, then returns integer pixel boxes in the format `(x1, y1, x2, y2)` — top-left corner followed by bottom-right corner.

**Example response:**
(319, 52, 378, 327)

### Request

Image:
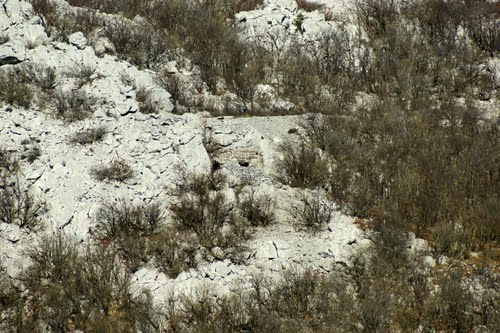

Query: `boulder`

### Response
(0, 40, 25, 65)
(68, 31, 87, 50)
(93, 37, 115, 56)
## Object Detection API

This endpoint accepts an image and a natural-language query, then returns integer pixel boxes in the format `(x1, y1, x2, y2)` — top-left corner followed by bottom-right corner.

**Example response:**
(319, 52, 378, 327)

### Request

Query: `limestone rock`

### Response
(0, 40, 25, 65)
(68, 31, 87, 50)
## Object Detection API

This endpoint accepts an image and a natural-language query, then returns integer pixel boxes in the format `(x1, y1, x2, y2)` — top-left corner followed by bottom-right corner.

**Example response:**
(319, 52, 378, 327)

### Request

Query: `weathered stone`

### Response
(0, 40, 25, 65)
(68, 31, 87, 49)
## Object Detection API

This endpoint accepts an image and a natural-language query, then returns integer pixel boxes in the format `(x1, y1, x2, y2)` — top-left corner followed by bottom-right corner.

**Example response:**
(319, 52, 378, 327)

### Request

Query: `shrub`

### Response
(94, 201, 164, 271)
(238, 189, 275, 227)
(91, 159, 135, 182)
(0, 150, 47, 231)
(70, 125, 107, 145)
(0, 67, 33, 109)
(275, 139, 329, 189)
(19, 233, 157, 332)
(289, 192, 333, 232)
(155, 71, 187, 107)
(33, 65, 57, 91)
(150, 228, 198, 278)
(0, 177, 47, 230)
(172, 170, 251, 254)
(53, 89, 94, 121)
(0, 148, 19, 178)
(69, 62, 97, 88)
(311, 99, 500, 254)
(136, 87, 159, 114)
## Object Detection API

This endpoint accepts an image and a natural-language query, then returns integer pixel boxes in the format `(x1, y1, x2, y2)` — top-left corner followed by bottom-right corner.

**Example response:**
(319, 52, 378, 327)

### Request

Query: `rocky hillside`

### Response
(0, 0, 367, 305)
(1, 0, 499, 332)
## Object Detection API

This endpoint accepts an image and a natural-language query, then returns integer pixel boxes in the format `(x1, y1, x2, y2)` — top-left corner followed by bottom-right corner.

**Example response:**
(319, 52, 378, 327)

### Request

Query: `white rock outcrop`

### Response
(0, 40, 25, 64)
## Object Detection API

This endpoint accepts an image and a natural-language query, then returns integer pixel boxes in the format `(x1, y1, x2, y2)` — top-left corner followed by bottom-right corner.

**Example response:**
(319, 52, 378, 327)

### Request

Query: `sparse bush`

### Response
(0, 150, 47, 230)
(20, 138, 42, 163)
(91, 159, 135, 182)
(18, 232, 157, 332)
(94, 201, 163, 271)
(136, 87, 159, 114)
(276, 139, 329, 189)
(0, 67, 34, 109)
(0, 148, 19, 178)
(69, 62, 97, 88)
(239, 189, 275, 227)
(172, 169, 251, 255)
(155, 71, 188, 107)
(290, 192, 332, 232)
(70, 125, 107, 145)
(150, 227, 198, 278)
(53, 88, 94, 121)
(0, 176, 47, 230)
(34, 65, 57, 91)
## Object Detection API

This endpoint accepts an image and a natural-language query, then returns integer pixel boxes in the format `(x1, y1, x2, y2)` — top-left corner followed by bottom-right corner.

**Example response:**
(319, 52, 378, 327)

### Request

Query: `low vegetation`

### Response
(0, 66, 34, 109)
(0, 233, 158, 333)
(0, 148, 47, 231)
(3, 1, 495, 332)
(54, 88, 94, 121)
(70, 125, 108, 145)
(91, 159, 135, 182)
(161, 228, 499, 333)
(172, 170, 251, 259)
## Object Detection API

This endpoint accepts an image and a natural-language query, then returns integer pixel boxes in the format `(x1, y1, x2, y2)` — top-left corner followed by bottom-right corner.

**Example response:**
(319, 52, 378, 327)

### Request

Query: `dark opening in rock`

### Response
(211, 159, 221, 172)
(238, 160, 250, 167)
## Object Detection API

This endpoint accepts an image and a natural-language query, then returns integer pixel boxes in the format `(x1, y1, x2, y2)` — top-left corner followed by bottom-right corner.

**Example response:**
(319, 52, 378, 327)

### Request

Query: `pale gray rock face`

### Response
(68, 31, 87, 50)
(0, 40, 25, 64)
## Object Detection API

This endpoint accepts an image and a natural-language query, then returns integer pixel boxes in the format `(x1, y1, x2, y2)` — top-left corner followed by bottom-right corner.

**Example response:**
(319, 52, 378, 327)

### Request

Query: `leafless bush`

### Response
(94, 200, 164, 271)
(136, 87, 159, 114)
(19, 232, 157, 332)
(103, 17, 167, 69)
(33, 65, 57, 91)
(91, 159, 135, 182)
(155, 71, 188, 107)
(276, 139, 329, 189)
(172, 170, 251, 255)
(0, 67, 33, 109)
(239, 188, 276, 227)
(150, 228, 198, 278)
(296, 0, 323, 12)
(0, 148, 19, 178)
(70, 125, 107, 145)
(69, 62, 97, 88)
(53, 88, 94, 121)
(290, 192, 332, 232)
(0, 174, 47, 231)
